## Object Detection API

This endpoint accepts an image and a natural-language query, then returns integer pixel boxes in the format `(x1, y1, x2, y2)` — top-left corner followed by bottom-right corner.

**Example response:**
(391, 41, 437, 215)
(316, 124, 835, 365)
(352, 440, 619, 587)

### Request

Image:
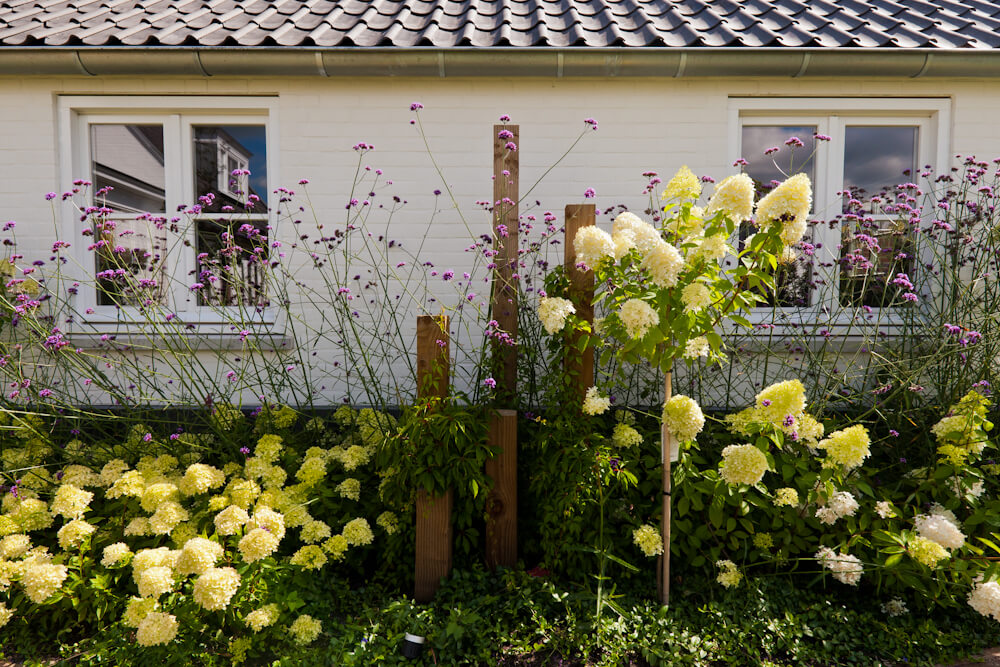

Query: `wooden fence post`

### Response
(564, 204, 596, 399)
(485, 125, 520, 568)
(414, 314, 452, 603)
(485, 409, 517, 567)
(491, 124, 519, 400)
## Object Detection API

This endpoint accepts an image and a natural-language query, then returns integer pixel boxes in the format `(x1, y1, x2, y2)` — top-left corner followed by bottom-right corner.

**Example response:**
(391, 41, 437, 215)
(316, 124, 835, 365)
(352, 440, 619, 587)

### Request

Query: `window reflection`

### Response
(193, 126, 267, 214)
(91, 124, 166, 213)
(740, 125, 818, 307)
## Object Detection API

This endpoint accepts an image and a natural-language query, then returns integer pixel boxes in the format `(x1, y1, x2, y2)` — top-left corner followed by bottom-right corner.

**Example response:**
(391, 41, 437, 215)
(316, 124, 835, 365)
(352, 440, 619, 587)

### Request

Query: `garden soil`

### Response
(941, 646, 1000, 667)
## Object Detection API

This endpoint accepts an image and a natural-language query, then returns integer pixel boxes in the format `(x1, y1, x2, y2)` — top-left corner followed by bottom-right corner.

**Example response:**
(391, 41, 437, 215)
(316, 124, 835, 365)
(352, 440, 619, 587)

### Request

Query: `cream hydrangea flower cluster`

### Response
(612, 423, 643, 449)
(694, 234, 728, 262)
(706, 173, 755, 223)
(376, 511, 399, 535)
(720, 444, 768, 486)
(57, 519, 95, 550)
(336, 478, 361, 501)
(683, 336, 710, 360)
(969, 580, 1000, 622)
(342, 518, 374, 546)
(815, 491, 859, 525)
(716, 560, 742, 588)
(881, 598, 908, 617)
(21, 560, 68, 603)
(289, 614, 323, 644)
(662, 395, 705, 444)
(816, 425, 871, 469)
(573, 225, 615, 269)
(0, 534, 30, 560)
(0, 601, 12, 629)
(642, 240, 685, 289)
(662, 165, 702, 201)
(582, 387, 611, 416)
(0, 407, 401, 653)
(632, 524, 663, 557)
(681, 283, 712, 312)
(136, 611, 178, 646)
(537, 296, 576, 335)
(239, 528, 281, 563)
(755, 173, 812, 246)
(914, 512, 966, 550)
(101, 542, 132, 568)
(612, 212, 662, 254)
(618, 298, 659, 339)
(909, 536, 949, 568)
(50, 484, 94, 519)
(816, 546, 863, 586)
(774, 488, 799, 507)
(193, 567, 240, 611)
(175, 538, 223, 576)
(245, 603, 280, 632)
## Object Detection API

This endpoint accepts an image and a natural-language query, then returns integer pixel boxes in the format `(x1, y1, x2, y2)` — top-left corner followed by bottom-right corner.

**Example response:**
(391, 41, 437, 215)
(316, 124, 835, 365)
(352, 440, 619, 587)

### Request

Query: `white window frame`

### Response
(57, 96, 281, 339)
(728, 97, 951, 332)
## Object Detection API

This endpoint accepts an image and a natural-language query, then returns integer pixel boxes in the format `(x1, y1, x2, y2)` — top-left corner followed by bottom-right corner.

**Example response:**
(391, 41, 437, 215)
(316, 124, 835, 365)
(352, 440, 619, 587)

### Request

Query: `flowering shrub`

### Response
(670, 379, 1000, 624)
(0, 404, 405, 662)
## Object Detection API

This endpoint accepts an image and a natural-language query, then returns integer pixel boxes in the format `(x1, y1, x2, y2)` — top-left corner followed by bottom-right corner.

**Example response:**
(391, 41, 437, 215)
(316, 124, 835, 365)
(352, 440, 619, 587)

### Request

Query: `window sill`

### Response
(67, 314, 287, 351)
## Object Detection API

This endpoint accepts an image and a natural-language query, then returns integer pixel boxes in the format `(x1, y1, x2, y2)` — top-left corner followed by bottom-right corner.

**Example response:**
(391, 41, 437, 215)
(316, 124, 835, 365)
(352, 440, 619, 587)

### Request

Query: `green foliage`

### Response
(377, 399, 494, 558)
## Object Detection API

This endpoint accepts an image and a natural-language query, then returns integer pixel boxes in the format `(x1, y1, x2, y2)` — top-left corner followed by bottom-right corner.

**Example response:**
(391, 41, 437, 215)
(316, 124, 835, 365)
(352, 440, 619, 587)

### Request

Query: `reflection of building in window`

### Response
(194, 127, 257, 206)
(90, 123, 168, 306)
(91, 124, 166, 213)
(195, 220, 269, 308)
(95, 218, 168, 307)
(740, 125, 818, 307)
(838, 126, 918, 308)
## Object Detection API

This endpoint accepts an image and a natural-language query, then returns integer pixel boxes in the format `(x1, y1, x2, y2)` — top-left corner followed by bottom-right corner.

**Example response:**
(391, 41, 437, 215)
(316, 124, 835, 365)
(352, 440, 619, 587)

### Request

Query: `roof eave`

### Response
(0, 47, 996, 78)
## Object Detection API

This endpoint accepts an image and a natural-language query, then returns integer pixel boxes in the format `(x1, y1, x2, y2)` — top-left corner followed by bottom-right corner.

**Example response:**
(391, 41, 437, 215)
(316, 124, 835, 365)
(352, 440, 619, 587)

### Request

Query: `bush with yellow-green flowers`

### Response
(667, 379, 1000, 625)
(0, 403, 409, 664)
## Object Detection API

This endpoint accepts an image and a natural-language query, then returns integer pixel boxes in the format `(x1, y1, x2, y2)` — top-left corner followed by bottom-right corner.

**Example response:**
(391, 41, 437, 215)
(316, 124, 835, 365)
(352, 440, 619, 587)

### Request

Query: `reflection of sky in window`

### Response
(741, 126, 816, 191)
(217, 126, 267, 207)
(844, 126, 916, 202)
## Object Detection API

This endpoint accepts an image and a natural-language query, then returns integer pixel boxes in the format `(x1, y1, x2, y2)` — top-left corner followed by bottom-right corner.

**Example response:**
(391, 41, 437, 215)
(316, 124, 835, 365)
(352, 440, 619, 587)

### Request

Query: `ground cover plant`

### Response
(2, 108, 1000, 664)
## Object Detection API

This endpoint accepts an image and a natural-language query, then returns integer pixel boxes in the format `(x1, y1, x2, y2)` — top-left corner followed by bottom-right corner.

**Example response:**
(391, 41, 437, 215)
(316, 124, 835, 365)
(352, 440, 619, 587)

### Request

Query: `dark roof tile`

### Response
(2, 0, 1000, 49)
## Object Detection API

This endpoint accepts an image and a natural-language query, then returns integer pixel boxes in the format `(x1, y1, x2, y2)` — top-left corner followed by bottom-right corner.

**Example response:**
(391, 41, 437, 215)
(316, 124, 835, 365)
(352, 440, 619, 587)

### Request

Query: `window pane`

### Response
(741, 125, 817, 199)
(193, 220, 269, 308)
(843, 126, 917, 212)
(839, 126, 918, 308)
(91, 124, 166, 213)
(193, 126, 267, 213)
(740, 125, 818, 307)
(95, 217, 168, 307)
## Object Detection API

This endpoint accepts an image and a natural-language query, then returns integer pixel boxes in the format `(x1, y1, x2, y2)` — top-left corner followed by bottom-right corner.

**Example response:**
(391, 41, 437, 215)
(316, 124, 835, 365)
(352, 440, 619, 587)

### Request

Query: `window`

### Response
(58, 97, 278, 330)
(730, 98, 950, 319)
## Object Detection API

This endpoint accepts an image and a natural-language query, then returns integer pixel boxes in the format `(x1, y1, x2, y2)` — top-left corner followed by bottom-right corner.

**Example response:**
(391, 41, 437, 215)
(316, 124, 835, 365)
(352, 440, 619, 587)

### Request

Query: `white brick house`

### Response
(0, 1, 996, 406)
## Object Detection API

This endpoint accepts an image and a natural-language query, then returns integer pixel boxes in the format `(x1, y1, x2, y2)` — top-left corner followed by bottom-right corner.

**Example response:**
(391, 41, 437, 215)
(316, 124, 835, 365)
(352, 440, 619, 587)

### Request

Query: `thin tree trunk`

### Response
(659, 368, 673, 605)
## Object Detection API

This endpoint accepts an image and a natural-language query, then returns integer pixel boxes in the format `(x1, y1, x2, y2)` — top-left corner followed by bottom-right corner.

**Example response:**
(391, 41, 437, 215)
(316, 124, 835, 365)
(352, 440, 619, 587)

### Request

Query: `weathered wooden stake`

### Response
(660, 369, 673, 606)
(485, 125, 520, 568)
(414, 314, 452, 603)
(491, 124, 519, 399)
(564, 204, 596, 398)
(485, 409, 517, 568)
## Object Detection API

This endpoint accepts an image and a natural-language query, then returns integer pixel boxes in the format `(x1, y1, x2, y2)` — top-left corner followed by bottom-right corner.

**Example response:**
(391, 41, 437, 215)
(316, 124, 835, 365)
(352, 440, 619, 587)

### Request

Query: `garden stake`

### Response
(660, 368, 673, 606)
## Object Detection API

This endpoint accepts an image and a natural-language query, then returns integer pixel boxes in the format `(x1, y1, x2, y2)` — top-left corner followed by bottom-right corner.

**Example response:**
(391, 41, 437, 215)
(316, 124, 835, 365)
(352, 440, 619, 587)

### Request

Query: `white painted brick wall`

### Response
(0, 74, 993, 406)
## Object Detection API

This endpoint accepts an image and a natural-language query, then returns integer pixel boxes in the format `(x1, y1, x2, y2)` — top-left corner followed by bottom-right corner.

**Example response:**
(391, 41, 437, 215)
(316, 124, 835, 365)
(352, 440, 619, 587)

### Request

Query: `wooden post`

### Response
(660, 369, 673, 606)
(485, 126, 520, 569)
(564, 204, 596, 399)
(491, 124, 519, 400)
(485, 409, 517, 568)
(414, 314, 452, 603)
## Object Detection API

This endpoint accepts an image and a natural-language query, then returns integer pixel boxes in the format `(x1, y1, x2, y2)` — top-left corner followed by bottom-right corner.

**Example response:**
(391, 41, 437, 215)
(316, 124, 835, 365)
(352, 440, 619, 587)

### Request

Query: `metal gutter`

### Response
(0, 47, 998, 77)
